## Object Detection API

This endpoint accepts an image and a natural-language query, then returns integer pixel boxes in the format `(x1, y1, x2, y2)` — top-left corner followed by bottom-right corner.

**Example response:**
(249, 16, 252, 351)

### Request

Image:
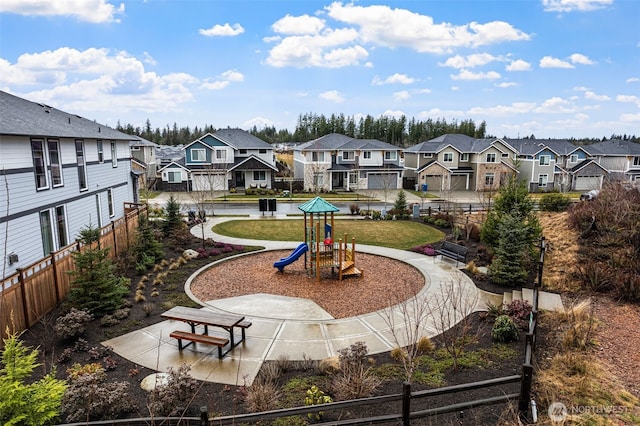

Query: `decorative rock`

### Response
(140, 372, 170, 392)
(182, 249, 199, 260)
(318, 356, 341, 374)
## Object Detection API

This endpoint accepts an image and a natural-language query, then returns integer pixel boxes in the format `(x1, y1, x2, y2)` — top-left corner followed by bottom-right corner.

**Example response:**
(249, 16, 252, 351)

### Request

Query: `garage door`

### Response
(450, 175, 468, 190)
(367, 173, 398, 189)
(574, 176, 601, 191)
(424, 176, 443, 192)
(192, 174, 226, 191)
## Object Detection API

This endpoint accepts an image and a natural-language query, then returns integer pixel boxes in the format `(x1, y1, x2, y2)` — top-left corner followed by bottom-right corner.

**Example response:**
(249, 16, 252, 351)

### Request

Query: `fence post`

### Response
(17, 268, 29, 328)
(402, 381, 411, 426)
(200, 405, 208, 425)
(51, 251, 61, 303)
(469, 204, 472, 213)
(519, 363, 533, 421)
(111, 221, 118, 257)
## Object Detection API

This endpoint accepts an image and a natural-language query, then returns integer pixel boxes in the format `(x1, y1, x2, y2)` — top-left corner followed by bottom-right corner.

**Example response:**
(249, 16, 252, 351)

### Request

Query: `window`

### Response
(312, 152, 325, 162)
(130, 145, 140, 151)
(501, 153, 510, 158)
(538, 174, 549, 187)
(460, 153, 469, 162)
(313, 173, 324, 186)
(486, 153, 496, 163)
(215, 150, 226, 160)
(107, 188, 115, 217)
(423, 153, 433, 158)
(95, 194, 102, 228)
(570, 154, 579, 163)
(343, 151, 354, 161)
(191, 149, 206, 162)
(259, 149, 267, 154)
(484, 173, 495, 186)
(40, 210, 53, 255)
(349, 172, 358, 184)
(633, 156, 640, 166)
(48, 140, 63, 186)
(167, 171, 181, 183)
(363, 151, 372, 159)
(253, 170, 266, 181)
(97, 140, 104, 163)
(239, 149, 247, 155)
(75, 140, 88, 191)
(31, 140, 48, 190)
(384, 151, 397, 161)
(111, 142, 117, 167)
(55, 206, 68, 248)
(539, 155, 550, 166)
(443, 152, 453, 162)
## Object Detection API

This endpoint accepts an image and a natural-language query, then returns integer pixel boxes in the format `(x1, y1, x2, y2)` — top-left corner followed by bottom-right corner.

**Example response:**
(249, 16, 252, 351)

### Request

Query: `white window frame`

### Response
(55, 205, 68, 248)
(48, 139, 63, 187)
(191, 148, 206, 162)
(31, 139, 49, 190)
(342, 151, 354, 161)
(253, 170, 266, 181)
(443, 152, 454, 162)
(384, 151, 397, 161)
(97, 140, 104, 163)
(570, 154, 579, 163)
(363, 151, 372, 160)
(348, 171, 358, 184)
(111, 141, 118, 167)
(76, 140, 88, 191)
(40, 209, 54, 255)
(486, 153, 496, 163)
(313, 173, 324, 186)
(167, 171, 181, 183)
(539, 155, 551, 166)
(633, 156, 640, 166)
(460, 153, 469, 162)
(538, 174, 548, 187)
(423, 153, 433, 158)
(312, 152, 325, 162)
(215, 149, 227, 161)
(501, 152, 510, 158)
(484, 172, 495, 186)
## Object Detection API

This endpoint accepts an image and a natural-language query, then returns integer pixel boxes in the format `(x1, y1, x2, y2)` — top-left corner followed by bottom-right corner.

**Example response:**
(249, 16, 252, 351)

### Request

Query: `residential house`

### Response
(0, 90, 137, 279)
(129, 135, 159, 190)
(403, 134, 518, 192)
(508, 139, 608, 192)
(585, 139, 640, 185)
(292, 133, 404, 192)
(156, 128, 277, 191)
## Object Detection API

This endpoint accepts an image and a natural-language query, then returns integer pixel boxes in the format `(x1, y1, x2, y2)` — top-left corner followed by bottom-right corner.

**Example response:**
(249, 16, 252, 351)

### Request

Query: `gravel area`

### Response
(190, 250, 425, 319)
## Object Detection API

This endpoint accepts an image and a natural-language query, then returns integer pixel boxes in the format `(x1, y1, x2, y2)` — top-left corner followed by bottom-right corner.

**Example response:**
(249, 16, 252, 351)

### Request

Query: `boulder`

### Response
(182, 249, 199, 259)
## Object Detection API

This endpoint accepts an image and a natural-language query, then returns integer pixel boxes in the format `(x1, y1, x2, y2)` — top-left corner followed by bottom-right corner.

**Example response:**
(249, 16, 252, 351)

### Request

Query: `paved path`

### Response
(104, 216, 484, 385)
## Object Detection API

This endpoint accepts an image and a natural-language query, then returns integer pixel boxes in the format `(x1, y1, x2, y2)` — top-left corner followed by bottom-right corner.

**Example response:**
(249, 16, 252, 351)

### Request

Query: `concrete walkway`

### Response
(104, 216, 486, 386)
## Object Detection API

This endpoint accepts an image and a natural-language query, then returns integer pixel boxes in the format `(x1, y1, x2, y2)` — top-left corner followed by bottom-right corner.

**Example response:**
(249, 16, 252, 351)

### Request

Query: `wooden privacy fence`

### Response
(0, 203, 146, 340)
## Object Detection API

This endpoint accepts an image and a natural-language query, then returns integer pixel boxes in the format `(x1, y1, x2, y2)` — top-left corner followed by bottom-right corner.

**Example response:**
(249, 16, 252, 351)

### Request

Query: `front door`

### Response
(234, 171, 245, 188)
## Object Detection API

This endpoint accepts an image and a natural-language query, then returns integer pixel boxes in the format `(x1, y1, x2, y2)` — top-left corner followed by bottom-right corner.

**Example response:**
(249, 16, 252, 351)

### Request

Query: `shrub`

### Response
(62, 363, 134, 421)
(54, 308, 94, 340)
(208, 248, 221, 257)
(416, 336, 434, 353)
(304, 385, 333, 421)
(240, 378, 281, 413)
(146, 364, 198, 417)
(331, 342, 381, 400)
(539, 192, 570, 212)
(491, 315, 519, 343)
(505, 299, 533, 329)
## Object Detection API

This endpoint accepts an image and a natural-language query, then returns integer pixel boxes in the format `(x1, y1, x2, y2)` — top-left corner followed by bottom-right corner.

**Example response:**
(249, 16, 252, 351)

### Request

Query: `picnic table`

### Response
(161, 306, 251, 358)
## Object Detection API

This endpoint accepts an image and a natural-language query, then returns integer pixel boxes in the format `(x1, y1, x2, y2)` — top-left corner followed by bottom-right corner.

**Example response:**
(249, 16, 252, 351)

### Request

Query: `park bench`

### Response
(169, 330, 229, 358)
(436, 241, 469, 266)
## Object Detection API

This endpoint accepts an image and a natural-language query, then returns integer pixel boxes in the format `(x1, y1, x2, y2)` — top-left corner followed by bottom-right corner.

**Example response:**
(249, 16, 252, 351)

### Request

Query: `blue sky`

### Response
(1, 0, 638, 139)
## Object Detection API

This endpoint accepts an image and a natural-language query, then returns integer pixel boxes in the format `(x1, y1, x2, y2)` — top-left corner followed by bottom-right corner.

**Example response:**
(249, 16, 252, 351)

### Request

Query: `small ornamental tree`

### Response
(393, 189, 408, 212)
(67, 225, 129, 317)
(0, 331, 67, 426)
(488, 212, 531, 287)
(133, 215, 164, 273)
(163, 194, 184, 237)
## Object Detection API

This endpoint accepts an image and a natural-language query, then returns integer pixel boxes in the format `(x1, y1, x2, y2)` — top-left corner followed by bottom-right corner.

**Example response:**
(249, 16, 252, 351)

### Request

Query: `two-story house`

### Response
(129, 135, 159, 190)
(585, 139, 640, 185)
(403, 134, 518, 192)
(292, 133, 404, 192)
(157, 128, 277, 191)
(0, 90, 137, 279)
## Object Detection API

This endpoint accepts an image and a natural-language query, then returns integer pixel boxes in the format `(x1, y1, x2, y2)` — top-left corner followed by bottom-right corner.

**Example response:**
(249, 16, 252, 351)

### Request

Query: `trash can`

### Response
(421, 183, 428, 191)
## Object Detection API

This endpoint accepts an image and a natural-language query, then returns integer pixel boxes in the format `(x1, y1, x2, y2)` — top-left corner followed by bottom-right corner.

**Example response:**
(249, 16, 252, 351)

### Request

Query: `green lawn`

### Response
(212, 219, 445, 250)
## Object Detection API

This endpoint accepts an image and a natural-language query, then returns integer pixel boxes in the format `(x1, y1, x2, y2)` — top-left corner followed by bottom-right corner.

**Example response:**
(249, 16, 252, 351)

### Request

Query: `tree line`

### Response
(116, 113, 636, 147)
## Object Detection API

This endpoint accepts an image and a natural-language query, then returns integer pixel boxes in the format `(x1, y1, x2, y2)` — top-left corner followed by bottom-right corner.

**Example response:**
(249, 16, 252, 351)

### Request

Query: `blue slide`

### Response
(274, 243, 308, 272)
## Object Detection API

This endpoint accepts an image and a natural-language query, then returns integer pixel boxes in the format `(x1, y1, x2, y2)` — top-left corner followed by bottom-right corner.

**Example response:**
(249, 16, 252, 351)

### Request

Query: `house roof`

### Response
(0, 90, 134, 141)
(228, 155, 278, 172)
(294, 133, 400, 151)
(129, 135, 159, 147)
(506, 139, 577, 156)
(404, 134, 475, 153)
(298, 196, 340, 213)
(211, 128, 273, 150)
(586, 139, 640, 156)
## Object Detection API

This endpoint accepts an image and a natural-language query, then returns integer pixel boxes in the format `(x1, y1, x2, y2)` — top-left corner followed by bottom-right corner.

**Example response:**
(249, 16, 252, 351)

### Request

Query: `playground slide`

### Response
(274, 243, 308, 272)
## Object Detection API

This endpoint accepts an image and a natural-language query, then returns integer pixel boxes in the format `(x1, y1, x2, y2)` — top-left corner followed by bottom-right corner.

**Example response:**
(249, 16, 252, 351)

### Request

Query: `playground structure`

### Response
(298, 196, 363, 282)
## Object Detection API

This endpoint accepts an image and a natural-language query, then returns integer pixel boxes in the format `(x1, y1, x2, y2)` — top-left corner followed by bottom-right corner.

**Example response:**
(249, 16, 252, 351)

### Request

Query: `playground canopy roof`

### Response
(298, 196, 339, 214)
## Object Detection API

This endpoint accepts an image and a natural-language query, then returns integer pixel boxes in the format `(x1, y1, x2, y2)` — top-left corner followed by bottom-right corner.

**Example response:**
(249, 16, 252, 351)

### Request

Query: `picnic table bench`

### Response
(161, 306, 252, 358)
(436, 241, 469, 266)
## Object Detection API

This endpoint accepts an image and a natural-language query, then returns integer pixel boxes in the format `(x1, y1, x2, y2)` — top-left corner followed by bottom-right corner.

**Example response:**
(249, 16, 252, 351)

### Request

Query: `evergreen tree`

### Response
(133, 215, 165, 273)
(67, 226, 129, 316)
(393, 189, 408, 212)
(0, 332, 67, 425)
(488, 212, 530, 286)
(163, 195, 184, 237)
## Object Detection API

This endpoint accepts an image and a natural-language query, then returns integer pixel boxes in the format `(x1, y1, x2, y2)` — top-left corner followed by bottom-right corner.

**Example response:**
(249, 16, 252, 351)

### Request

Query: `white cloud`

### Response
(199, 23, 244, 37)
(266, 28, 367, 68)
(626, 77, 640, 83)
(497, 82, 518, 88)
(372, 73, 416, 85)
(381, 110, 406, 118)
(467, 102, 537, 116)
(439, 53, 498, 69)
(542, 0, 613, 13)
(201, 69, 244, 90)
(415, 88, 432, 94)
(0, 0, 124, 23)
(539, 56, 574, 68)
(620, 113, 640, 122)
(243, 116, 274, 129)
(272, 14, 325, 35)
(220, 69, 244, 82)
(417, 108, 465, 119)
(617, 94, 640, 107)
(535, 96, 575, 113)
(393, 91, 411, 101)
(450, 69, 501, 80)
(325, 2, 530, 54)
(584, 91, 610, 101)
(319, 90, 344, 102)
(506, 59, 531, 71)
(569, 53, 594, 64)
